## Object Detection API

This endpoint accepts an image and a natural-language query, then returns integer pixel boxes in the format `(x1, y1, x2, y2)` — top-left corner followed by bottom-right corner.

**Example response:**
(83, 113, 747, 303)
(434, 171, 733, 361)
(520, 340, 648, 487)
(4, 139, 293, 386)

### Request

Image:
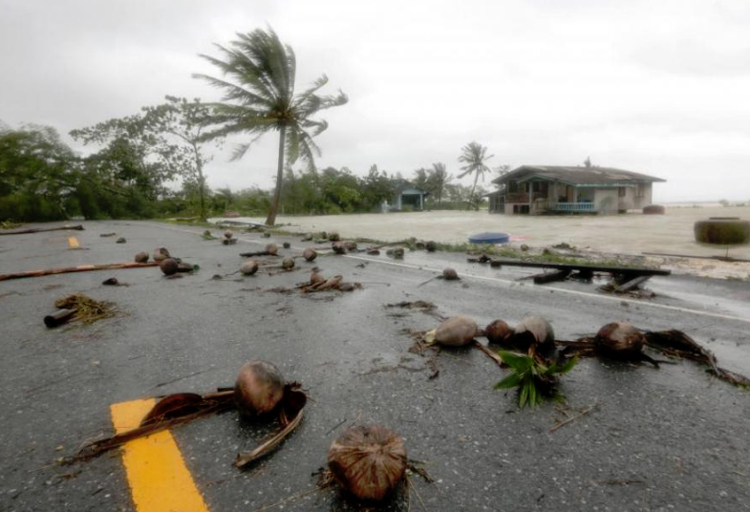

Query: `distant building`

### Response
(389, 181, 429, 211)
(488, 165, 665, 215)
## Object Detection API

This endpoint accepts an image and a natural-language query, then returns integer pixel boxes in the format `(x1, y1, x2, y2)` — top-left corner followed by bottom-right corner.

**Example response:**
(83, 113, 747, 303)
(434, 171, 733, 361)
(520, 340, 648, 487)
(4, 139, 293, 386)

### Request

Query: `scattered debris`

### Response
(417, 268, 460, 287)
(0, 261, 158, 282)
(222, 237, 238, 245)
(494, 350, 577, 409)
(367, 248, 380, 255)
(115, 237, 126, 244)
(283, 242, 291, 249)
(45, 294, 119, 327)
(0, 225, 84, 236)
(241, 243, 279, 258)
(101, 277, 120, 286)
(549, 402, 601, 433)
(241, 260, 259, 276)
(153, 247, 171, 263)
(302, 248, 317, 262)
(68, 361, 307, 471)
(532, 269, 570, 284)
(328, 425, 406, 501)
(201, 230, 217, 240)
(100, 232, 116, 238)
(386, 247, 404, 259)
(160, 258, 179, 276)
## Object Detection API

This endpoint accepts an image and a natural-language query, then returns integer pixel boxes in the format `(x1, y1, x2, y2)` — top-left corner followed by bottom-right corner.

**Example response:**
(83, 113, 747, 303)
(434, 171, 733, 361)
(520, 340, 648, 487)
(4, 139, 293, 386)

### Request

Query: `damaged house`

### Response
(487, 164, 665, 215)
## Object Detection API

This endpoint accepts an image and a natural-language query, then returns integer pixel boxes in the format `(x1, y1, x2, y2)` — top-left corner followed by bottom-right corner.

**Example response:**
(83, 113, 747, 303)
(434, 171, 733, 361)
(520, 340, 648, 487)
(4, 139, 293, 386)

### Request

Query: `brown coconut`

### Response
(329, 231, 341, 242)
(485, 319, 513, 346)
(223, 230, 234, 239)
(328, 425, 407, 501)
(442, 268, 459, 280)
(266, 243, 279, 256)
(153, 247, 170, 263)
(332, 241, 346, 254)
(425, 240, 437, 252)
(310, 270, 325, 286)
(282, 257, 295, 270)
(240, 260, 259, 276)
(159, 258, 179, 276)
(134, 251, 149, 263)
(595, 322, 646, 357)
(344, 241, 358, 251)
(234, 360, 285, 416)
(303, 247, 317, 262)
(512, 316, 555, 352)
(435, 315, 478, 347)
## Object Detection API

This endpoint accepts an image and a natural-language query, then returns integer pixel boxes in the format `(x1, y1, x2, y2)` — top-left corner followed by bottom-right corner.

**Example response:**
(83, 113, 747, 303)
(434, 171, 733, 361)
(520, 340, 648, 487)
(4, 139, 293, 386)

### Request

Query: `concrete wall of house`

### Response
(595, 188, 619, 214)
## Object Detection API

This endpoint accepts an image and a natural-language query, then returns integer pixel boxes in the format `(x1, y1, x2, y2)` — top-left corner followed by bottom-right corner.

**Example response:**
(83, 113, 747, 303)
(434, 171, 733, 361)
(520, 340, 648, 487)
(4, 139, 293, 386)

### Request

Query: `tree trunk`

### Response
(194, 144, 207, 222)
(265, 125, 286, 226)
(469, 172, 479, 211)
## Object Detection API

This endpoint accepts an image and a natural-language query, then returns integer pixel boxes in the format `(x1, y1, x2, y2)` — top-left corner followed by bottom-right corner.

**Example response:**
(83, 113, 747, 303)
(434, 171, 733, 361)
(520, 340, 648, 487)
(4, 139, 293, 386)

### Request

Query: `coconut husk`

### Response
(327, 424, 407, 501)
(52, 294, 118, 325)
(431, 316, 479, 347)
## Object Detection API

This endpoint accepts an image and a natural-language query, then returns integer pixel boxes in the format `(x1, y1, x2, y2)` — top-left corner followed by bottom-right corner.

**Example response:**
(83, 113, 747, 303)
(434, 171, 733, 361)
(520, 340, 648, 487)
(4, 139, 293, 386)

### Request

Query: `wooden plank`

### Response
(533, 269, 571, 284)
(490, 258, 671, 276)
(614, 275, 650, 293)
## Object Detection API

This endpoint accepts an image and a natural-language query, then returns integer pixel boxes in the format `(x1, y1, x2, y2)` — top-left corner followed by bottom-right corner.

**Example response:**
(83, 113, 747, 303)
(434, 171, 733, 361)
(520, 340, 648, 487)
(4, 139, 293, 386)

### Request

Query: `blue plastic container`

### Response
(468, 232, 510, 244)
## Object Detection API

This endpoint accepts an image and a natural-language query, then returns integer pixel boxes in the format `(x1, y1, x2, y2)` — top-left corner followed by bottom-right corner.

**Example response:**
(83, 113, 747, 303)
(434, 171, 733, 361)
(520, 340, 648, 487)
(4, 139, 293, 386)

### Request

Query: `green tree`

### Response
(458, 142, 494, 210)
(0, 125, 80, 221)
(428, 162, 452, 206)
(141, 96, 221, 221)
(194, 27, 348, 226)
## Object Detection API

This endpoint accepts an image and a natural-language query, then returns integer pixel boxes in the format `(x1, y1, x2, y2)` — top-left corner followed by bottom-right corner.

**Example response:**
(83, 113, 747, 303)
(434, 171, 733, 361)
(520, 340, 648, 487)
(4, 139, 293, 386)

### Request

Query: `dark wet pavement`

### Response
(1, 220, 749, 511)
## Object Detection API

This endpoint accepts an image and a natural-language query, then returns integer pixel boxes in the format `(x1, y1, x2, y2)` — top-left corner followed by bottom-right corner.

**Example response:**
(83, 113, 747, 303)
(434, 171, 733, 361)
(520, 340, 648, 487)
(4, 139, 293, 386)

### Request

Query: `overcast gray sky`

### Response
(1, 0, 749, 201)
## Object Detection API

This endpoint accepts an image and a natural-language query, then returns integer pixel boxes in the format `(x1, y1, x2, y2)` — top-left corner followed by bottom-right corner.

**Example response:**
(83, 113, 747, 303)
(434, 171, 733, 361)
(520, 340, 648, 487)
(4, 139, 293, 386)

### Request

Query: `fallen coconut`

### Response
(266, 243, 279, 256)
(134, 251, 149, 263)
(329, 231, 341, 242)
(310, 269, 325, 286)
(425, 240, 437, 252)
(241, 260, 259, 276)
(485, 319, 513, 346)
(442, 268, 459, 280)
(153, 247, 170, 263)
(327, 424, 407, 501)
(159, 258, 179, 276)
(332, 241, 346, 254)
(595, 322, 646, 358)
(434, 315, 479, 347)
(344, 241, 357, 251)
(513, 316, 555, 352)
(223, 230, 234, 239)
(282, 257, 295, 270)
(303, 247, 317, 262)
(234, 360, 285, 416)
(283, 242, 291, 249)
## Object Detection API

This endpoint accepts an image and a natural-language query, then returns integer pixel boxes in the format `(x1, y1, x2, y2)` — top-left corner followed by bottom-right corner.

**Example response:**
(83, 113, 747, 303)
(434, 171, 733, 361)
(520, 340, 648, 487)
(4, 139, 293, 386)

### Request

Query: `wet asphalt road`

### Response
(1, 220, 749, 512)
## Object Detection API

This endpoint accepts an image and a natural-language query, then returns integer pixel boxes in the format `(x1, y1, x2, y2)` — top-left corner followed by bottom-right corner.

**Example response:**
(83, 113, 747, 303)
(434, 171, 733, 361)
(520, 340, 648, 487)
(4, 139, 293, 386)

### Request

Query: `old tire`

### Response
(694, 219, 750, 245)
(642, 205, 665, 215)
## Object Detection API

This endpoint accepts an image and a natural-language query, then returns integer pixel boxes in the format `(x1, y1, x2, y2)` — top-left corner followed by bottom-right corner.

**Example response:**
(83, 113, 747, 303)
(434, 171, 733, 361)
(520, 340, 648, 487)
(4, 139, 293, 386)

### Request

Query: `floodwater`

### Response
(212, 206, 750, 279)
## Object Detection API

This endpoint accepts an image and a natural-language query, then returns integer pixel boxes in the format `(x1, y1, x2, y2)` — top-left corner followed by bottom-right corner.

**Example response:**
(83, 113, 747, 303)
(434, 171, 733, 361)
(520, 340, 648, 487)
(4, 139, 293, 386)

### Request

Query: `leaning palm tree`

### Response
(458, 142, 494, 210)
(194, 27, 348, 225)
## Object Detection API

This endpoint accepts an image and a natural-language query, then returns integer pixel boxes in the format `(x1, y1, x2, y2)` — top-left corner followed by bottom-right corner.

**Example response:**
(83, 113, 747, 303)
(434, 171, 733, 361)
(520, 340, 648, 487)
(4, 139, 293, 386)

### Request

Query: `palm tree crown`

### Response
(194, 27, 347, 225)
(458, 142, 493, 210)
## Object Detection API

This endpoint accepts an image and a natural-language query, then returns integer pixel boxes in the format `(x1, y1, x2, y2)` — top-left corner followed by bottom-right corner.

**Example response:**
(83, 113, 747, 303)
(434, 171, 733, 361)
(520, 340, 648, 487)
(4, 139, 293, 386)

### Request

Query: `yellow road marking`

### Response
(110, 399, 210, 512)
(67, 236, 80, 249)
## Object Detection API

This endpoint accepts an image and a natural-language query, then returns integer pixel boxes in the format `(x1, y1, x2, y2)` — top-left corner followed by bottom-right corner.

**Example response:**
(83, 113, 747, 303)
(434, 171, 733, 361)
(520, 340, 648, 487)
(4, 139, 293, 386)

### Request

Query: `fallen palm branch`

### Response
(67, 391, 235, 464)
(549, 402, 601, 433)
(67, 364, 308, 470)
(0, 224, 84, 236)
(0, 262, 158, 282)
(234, 384, 307, 468)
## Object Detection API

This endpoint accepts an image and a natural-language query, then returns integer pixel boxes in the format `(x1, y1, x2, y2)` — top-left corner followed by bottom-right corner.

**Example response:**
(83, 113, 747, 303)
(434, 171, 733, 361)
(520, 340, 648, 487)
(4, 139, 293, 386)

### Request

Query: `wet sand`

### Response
(216, 206, 750, 279)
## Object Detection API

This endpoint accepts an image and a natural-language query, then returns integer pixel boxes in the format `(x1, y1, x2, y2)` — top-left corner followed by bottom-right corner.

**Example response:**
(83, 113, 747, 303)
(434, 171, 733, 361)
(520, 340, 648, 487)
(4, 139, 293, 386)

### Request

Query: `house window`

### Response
(618, 187, 626, 198)
(636, 184, 645, 198)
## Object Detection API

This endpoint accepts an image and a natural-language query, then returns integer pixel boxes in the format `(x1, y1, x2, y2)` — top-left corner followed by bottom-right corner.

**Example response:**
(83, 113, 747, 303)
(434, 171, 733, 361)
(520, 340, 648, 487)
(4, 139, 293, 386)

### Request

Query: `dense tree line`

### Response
(0, 28, 496, 223)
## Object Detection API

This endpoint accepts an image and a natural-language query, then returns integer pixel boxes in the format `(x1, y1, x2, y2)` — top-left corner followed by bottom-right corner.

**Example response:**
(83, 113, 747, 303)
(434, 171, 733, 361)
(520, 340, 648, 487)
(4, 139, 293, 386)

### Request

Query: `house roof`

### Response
(492, 165, 666, 187)
(392, 179, 429, 195)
